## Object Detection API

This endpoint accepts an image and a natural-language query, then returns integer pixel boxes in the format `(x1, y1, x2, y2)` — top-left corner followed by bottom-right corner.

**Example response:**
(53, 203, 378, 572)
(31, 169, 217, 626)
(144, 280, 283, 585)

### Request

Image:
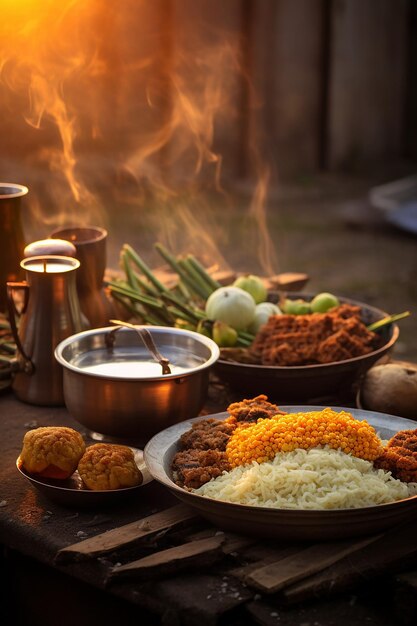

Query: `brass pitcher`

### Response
(7, 255, 83, 406)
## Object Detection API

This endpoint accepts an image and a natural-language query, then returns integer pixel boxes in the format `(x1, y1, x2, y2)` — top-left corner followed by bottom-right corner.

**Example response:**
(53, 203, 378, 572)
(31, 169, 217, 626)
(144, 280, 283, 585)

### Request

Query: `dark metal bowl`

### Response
(215, 295, 399, 402)
(144, 407, 417, 541)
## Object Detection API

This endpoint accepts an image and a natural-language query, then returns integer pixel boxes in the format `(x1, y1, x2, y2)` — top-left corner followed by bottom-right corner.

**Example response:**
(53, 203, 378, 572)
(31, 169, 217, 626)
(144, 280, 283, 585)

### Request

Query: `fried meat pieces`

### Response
(172, 395, 282, 489)
(375, 429, 417, 483)
(178, 418, 235, 451)
(172, 448, 231, 490)
(172, 419, 233, 490)
(250, 304, 377, 366)
(227, 394, 284, 424)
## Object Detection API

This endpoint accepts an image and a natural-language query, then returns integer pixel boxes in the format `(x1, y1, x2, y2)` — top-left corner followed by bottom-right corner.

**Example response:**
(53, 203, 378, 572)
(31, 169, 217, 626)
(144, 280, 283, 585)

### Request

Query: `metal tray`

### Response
(144, 407, 417, 541)
(370, 174, 417, 212)
(370, 174, 417, 235)
(386, 201, 417, 235)
(17, 448, 153, 507)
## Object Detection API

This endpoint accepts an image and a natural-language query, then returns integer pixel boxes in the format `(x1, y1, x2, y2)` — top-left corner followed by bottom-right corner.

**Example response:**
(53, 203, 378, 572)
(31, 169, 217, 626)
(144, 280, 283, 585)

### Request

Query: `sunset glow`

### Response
(0, 0, 278, 273)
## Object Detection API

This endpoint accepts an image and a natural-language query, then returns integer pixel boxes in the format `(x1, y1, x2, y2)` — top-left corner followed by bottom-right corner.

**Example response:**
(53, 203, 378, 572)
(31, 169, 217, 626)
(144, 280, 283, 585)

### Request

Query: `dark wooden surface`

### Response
(1, 381, 417, 625)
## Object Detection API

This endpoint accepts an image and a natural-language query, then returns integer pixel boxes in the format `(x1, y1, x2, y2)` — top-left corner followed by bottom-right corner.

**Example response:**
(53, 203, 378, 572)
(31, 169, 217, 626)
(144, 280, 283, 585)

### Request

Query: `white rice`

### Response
(193, 447, 417, 510)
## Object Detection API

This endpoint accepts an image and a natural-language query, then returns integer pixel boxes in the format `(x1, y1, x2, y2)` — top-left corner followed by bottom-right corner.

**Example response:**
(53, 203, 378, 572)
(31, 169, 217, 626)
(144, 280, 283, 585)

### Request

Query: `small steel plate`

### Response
(17, 448, 153, 508)
(144, 407, 417, 541)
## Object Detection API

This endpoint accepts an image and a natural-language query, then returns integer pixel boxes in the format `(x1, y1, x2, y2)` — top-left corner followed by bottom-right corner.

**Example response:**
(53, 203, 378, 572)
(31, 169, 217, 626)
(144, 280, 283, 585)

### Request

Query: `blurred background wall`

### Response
(1, 0, 415, 193)
(1, 0, 416, 356)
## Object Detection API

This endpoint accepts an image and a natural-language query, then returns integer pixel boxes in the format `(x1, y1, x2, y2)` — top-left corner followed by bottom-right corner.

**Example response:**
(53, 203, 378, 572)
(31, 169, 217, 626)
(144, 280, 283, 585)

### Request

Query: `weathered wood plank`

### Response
(283, 520, 417, 603)
(326, 0, 409, 169)
(221, 533, 256, 555)
(108, 535, 225, 580)
(183, 527, 255, 554)
(245, 535, 379, 593)
(56, 504, 197, 562)
(230, 545, 302, 582)
(175, 526, 255, 555)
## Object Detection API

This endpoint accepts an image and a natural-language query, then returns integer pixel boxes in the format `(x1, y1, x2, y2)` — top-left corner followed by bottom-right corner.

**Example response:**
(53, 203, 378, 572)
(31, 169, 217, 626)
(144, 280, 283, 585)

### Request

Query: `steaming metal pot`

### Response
(7, 255, 83, 405)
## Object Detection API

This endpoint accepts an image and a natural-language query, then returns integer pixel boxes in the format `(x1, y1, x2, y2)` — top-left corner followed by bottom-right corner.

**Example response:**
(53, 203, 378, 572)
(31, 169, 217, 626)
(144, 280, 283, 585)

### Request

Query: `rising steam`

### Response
(0, 0, 278, 274)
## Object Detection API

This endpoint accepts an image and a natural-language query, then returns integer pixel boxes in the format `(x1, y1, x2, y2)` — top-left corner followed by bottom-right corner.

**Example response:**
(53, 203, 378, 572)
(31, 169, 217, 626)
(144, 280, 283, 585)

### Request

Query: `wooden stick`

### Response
(283, 522, 417, 604)
(56, 504, 197, 562)
(230, 545, 303, 581)
(107, 535, 225, 581)
(245, 535, 379, 593)
(186, 528, 255, 554)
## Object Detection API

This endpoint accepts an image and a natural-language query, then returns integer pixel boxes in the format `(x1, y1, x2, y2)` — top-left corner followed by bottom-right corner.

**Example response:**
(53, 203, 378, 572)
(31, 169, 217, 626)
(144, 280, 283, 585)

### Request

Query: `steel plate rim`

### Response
(144, 406, 417, 516)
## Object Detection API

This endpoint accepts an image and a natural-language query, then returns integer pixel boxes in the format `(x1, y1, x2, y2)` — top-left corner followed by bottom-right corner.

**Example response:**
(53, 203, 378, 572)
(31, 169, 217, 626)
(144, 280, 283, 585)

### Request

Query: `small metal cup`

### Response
(50, 226, 107, 291)
(50, 226, 116, 328)
(0, 183, 28, 312)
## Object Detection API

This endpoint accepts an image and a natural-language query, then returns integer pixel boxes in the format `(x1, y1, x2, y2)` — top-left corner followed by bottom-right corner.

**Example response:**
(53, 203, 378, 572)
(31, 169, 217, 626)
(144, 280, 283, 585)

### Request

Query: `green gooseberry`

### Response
(310, 292, 340, 313)
(212, 320, 238, 347)
(282, 299, 311, 315)
(233, 274, 267, 305)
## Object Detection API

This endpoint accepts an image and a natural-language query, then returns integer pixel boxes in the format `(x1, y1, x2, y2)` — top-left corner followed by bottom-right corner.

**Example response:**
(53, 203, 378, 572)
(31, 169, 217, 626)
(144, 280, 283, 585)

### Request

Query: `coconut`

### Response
(359, 361, 417, 420)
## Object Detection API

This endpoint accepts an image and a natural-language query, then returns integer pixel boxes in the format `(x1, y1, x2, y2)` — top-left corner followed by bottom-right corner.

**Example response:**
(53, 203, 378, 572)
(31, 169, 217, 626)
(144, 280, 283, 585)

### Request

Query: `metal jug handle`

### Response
(6, 281, 34, 373)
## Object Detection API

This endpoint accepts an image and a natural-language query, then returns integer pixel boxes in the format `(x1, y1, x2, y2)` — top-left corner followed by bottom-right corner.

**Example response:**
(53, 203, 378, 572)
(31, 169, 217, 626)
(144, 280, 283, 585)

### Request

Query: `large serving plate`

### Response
(144, 407, 417, 541)
(17, 448, 153, 508)
(215, 295, 399, 401)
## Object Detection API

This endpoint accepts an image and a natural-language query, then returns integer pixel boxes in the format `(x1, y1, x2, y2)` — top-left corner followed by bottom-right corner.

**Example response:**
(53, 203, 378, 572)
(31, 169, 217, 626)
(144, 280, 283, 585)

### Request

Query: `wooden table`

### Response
(1, 381, 417, 626)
